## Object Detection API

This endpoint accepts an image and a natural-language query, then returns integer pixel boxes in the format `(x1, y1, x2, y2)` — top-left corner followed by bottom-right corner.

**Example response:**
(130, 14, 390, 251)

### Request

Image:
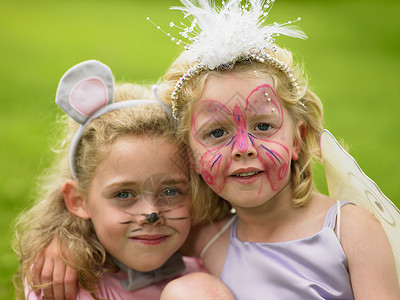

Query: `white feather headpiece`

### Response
(170, 0, 306, 69)
(148, 0, 307, 118)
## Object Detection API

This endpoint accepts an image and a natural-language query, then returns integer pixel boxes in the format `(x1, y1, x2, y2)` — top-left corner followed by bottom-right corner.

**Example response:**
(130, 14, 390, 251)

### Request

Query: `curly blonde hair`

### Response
(158, 47, 324, 223)
(13, 83, 178, 299)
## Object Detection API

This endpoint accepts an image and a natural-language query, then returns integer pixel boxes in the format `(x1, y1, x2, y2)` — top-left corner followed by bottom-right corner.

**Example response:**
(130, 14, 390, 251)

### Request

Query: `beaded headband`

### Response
(55, 60, 159, 179)
(148, 0, 307, 119)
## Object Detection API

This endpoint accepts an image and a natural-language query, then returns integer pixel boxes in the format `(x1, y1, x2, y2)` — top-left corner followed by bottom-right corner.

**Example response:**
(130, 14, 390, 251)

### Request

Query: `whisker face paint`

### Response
(120, 204, 189, 226)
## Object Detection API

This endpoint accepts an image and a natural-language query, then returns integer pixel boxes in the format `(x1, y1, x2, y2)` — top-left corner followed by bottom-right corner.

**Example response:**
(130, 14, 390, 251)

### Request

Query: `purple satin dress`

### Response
(220, 202, 354, 299)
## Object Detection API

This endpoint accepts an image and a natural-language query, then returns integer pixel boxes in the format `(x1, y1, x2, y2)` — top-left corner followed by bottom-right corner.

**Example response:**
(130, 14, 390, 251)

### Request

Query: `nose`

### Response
(135, 197, 165, 226)
(232, 135, 257, 160)
(232, 103, 257, 159)
(136, 211, 164, 226)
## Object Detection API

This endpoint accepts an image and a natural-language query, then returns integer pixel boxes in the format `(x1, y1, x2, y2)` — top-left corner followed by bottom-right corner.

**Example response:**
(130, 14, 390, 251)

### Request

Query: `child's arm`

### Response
(32, 236, 78, 300)
(341, 205, 400, 299)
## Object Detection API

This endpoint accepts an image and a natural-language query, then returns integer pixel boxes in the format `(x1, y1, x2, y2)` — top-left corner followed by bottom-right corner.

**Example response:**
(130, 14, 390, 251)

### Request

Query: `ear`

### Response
(61, 179, 90, 219)
(292, 121, 306, 161)
(55, 60, 114, 125)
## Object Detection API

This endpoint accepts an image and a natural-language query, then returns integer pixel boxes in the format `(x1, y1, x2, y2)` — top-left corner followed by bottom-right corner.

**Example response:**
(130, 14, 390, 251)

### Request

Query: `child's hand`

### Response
(32, 237, 78, 300)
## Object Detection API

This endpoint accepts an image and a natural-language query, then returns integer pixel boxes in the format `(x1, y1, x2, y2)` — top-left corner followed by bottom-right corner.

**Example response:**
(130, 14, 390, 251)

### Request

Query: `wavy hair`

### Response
(158, 47, 324, 223)
(13, 83, 177, 299)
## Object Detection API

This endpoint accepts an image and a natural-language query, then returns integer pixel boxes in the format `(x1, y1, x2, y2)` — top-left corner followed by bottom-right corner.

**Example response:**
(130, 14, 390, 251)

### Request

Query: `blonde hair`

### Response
(13, 83, 178, 299)
(159, 47, 324, 223)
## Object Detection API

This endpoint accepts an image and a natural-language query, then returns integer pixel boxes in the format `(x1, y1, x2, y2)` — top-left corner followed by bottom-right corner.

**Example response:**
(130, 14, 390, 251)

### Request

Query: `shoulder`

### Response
(309, 194, 389, 254)
(339, 203, 392, 263)
(340, 204, 383, 248)
(339, 204, 400, 298)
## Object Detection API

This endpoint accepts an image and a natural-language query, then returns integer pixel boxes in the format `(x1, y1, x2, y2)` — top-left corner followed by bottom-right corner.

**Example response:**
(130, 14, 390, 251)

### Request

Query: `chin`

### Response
(128, 256, 169, 272)
(230, 194, 274, 209)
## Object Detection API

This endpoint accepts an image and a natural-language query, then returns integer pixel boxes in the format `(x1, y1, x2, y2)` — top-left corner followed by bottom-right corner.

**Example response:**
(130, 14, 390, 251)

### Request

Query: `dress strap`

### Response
(324, 201, 353, 242)
(336, 200, 342, 241)
(200, 215, 238, 259)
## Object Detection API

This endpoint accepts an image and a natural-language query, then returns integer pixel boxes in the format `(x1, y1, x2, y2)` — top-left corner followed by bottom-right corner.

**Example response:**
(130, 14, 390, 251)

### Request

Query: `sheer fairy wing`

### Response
(320, 129, 400, 282)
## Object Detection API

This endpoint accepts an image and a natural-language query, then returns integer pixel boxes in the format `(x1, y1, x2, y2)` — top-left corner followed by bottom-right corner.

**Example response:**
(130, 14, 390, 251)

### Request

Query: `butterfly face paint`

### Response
(190, 76, 298, 207)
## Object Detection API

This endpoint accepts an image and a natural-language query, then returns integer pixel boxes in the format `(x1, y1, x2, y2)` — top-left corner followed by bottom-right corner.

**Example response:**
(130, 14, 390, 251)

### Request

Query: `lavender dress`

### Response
(219, 202, 354, 299)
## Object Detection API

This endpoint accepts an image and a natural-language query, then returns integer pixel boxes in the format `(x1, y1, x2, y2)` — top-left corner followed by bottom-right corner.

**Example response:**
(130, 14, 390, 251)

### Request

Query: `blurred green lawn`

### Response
(1, 0, 399, 298)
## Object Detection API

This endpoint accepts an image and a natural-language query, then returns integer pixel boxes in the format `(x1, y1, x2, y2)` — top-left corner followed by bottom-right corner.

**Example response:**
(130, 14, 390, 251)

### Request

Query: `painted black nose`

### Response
(146, 212, 160, 224)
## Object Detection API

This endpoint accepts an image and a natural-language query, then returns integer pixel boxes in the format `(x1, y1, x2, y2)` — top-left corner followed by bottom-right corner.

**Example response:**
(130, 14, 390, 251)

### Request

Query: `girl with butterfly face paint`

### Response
(159, 57, 399, 300)
(14, 61, 234, 300)
(158, 33, 399, 300)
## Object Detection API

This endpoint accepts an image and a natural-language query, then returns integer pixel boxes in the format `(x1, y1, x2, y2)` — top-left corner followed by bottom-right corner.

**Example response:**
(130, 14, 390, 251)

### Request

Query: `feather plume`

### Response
(169, 0, 307, 69)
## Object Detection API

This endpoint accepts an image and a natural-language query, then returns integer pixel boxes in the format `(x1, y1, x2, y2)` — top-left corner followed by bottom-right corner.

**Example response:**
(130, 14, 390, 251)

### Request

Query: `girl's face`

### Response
(189, 73, 301, 209)
(83, 136, 191, 272)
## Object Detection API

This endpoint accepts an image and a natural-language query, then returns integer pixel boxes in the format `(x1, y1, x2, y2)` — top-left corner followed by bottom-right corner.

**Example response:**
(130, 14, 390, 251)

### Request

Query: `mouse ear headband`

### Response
(55, 60, 158, 179)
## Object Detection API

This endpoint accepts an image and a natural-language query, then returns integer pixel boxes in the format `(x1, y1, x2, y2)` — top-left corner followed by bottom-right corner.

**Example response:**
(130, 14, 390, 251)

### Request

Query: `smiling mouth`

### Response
(130, 235, 170, 245)
(233, 171, 262, 177)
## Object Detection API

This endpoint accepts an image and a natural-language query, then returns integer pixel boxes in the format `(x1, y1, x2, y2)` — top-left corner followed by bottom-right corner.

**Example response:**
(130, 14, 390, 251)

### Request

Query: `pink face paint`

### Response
(233, 103, 248, 153)
(191, 100, 232, 148)
(196, 150, 230, 194)
(258, 143, 289, 191)
(246, 86, 290, 191)
(191, 84, 292, 197)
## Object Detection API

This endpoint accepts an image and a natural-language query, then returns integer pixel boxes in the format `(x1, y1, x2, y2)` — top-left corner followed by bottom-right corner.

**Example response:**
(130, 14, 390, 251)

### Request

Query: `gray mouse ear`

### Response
(55, 60, 114, 124)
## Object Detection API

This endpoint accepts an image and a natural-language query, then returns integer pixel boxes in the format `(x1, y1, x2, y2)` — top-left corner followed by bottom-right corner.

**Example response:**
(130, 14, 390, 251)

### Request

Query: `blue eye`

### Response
(116, 191, 133, 199)
(210, 129, 227, 138)
(156, 188, 182, 206)
(255, 123, 271, 131)
(161, 188, 179, 197)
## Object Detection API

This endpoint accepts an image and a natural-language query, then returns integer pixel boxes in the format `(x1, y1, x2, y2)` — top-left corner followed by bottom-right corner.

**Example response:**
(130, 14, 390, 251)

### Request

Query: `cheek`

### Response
(177, 217, 192, 238)
(256, 140, 291, 191)
(90, 213, 116, 235)
(89, 204, 127, 239)
(90, 219, 122, 254)
(198, 146, 232, 194)
(165, 204, 192, 238)
(189, 129, 231, 192)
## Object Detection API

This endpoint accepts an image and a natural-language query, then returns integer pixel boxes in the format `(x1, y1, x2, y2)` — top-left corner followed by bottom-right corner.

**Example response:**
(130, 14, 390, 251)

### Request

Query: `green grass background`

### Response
(1, 0, 399, 298)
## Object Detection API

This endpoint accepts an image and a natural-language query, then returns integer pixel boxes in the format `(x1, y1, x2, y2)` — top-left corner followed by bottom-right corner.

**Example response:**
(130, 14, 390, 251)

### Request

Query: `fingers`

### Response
(41, 257, 54, 299)
(32, 250, 45, 295)
(32, 250, 45, 285)
(33, 257, 78, 300)
(42, 258, 79, 300)
(64, 266, 78, 300)
(51, 258, 66, 300)
(31, 237, 78, 300)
